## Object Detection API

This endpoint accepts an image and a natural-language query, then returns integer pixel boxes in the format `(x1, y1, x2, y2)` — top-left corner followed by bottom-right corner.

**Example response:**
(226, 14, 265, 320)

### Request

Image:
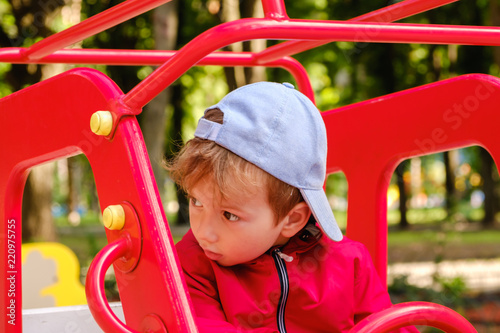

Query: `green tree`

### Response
(0, 0, 69, 241)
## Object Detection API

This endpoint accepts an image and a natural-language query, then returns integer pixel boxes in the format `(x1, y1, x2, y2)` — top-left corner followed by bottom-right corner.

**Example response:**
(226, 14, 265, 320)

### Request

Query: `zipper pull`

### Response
(275, 249, 294, 262)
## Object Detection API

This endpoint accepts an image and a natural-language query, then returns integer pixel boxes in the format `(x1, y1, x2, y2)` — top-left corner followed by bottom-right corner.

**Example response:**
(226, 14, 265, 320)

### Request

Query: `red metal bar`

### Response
(278, 57, 314, 102)
(85, 238, 139, 333)
(123, 18, 500, 110)
(0, 48, 292, 67)
(255, 0, 458, 64)
(0, 68, 198, 332)
(0, 47, 314, 100)
(349, 302, 477, 333)
(261, 0, 289, 20)
(21, 0, 171, 61)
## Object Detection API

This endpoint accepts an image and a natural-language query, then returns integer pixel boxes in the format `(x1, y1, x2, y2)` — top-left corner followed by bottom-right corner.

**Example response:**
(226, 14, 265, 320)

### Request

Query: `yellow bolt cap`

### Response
(103, 205, 125, 230)
(90, 111, 113, 136)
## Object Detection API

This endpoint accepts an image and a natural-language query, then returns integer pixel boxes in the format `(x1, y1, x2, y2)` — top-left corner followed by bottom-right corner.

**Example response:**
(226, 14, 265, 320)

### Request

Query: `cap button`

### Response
(282, 82, 295, 89)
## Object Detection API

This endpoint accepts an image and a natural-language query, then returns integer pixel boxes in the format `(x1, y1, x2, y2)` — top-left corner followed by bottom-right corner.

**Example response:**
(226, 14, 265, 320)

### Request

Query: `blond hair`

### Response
(165, 108, 303, 223)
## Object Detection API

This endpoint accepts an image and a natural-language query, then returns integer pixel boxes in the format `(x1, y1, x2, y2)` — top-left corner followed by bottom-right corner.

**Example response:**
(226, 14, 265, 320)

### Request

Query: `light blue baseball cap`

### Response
(194, 82, 342, 241)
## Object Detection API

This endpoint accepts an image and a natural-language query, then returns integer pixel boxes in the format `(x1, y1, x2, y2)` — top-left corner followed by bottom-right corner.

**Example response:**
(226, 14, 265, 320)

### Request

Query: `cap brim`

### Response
(300, 188, 343, 241)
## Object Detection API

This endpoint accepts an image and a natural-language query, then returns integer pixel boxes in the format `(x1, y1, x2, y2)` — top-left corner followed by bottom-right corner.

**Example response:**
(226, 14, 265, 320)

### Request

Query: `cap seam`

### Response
(254, 86, 289, 164)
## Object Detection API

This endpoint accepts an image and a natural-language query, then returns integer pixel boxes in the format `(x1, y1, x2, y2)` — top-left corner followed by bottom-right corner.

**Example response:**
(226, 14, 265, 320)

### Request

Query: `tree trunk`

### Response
(485, 0, 500, 227)
(141, 1, 179, 203)
(242, 0, 266, 84)
(443, 151, 457, 218)
(491, 0, 500, 67)
(480, 148, 496, 227)
(221, 0, 246, 90)
(22, 163, 57, 242)
(221, 0, 266, 88)
(171, 83, 189, 225)
(396, 161, 409, 229)
(5, 0, 73, 241)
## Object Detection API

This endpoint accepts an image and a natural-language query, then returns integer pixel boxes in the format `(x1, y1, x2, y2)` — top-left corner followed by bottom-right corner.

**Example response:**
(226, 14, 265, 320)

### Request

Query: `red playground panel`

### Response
(324, 74, 500, 283)
(0, 68, 196, 332)
(1, 0, 498, 331)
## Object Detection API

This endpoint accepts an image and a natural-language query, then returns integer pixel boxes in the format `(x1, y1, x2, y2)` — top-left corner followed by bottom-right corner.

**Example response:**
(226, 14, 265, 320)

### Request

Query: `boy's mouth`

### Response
(203, 248, 222, 261)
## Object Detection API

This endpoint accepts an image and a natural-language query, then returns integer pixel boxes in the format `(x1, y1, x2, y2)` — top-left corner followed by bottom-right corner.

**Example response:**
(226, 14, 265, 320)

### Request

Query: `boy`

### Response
(168, 82, 417, 332)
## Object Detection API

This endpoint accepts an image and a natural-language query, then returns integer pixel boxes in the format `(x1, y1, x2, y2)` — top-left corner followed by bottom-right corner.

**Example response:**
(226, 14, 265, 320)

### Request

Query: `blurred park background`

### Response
(3, 0, 500, 330)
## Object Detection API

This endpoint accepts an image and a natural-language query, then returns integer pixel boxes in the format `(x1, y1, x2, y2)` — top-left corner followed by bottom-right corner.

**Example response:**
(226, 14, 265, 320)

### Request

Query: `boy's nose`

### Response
(197, 216, 219, 243)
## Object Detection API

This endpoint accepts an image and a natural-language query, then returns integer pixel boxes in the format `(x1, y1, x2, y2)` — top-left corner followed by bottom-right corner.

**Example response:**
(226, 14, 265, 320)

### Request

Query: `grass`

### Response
(387, 227, 500, 244)
(453, 230, 500, 244)
(48, 207, 500, 309)
(335, 205, 485, 231)
(54, 223, 500, 267)
(51, 204, 500, 268)
(54, 210, 102, 227)
(57, 233, 108, 268)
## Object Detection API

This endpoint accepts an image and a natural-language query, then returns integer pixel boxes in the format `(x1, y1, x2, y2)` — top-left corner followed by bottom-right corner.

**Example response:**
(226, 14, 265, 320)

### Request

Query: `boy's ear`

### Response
(280, 202, 311, 238)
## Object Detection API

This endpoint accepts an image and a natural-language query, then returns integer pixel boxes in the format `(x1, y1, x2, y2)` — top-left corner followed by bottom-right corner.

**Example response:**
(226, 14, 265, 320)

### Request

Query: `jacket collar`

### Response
(278, 222, 323, 255)
(229, 222, 324, 267)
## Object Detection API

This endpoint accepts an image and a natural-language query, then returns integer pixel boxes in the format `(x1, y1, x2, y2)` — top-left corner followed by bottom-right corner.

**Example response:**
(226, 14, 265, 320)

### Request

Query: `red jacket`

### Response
(176, 226, 418, 333)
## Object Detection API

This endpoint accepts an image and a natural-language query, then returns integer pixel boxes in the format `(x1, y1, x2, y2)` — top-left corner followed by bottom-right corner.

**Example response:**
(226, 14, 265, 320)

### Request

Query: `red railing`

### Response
(21, 0, 173, 61)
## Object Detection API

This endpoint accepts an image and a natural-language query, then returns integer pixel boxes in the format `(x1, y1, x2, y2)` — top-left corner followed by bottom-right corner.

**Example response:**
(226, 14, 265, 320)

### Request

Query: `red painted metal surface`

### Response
(255, 0, 458, 64)
(349, 302, 477, 332)
(85, 237, 139, 333)
(0, 49, 314, 101)
(261, 0, 288, 20)
(22, 0, 172, 61)
(0, 68, 197, 332)
(85, 234, 169, 333)
(0, 0, 461, 66)
(323, 74, 500, 283)
(123, 18, 500, 110)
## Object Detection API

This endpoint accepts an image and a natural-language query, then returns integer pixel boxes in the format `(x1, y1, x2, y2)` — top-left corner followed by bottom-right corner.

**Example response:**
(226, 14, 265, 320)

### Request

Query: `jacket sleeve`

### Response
(176, 231, 279, 333)
(194, 318, 279, 333)
(352, 243, 420, 333)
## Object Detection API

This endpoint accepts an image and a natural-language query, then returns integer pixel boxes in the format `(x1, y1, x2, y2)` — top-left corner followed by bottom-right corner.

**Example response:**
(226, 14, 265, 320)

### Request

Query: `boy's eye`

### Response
(223, 211, 239, 221)
(190, 197, 202, 207)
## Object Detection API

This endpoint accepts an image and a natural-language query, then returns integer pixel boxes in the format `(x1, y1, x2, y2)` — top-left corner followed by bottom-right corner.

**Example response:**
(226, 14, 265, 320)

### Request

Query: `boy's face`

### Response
(188, 177, 289, 266)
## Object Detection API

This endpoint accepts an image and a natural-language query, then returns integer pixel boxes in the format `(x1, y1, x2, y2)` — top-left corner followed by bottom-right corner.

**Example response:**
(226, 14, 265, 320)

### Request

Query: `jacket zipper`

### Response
(272, 248, 289, 333)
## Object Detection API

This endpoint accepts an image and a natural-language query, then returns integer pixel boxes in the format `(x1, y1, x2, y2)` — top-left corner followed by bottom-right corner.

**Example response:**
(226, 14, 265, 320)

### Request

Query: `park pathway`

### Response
(388, 258, 500, 292)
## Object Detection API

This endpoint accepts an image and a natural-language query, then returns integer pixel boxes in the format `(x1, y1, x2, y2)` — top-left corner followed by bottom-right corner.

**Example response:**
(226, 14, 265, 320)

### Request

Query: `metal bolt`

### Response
(90, 111, 113, 136)
(103, 205, 125, 231)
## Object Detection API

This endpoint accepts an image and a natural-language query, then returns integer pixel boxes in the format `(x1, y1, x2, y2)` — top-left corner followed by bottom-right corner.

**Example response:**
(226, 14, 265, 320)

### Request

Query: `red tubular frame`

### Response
(21, 0, 172, 61)
(123, 18, 500, 110)
(0, 49, 314, 100)
(85, 237, 139, 333)
(261, 0, 289, 20)
(349, 302, 477, 333)
(255, 0, 459, 64)
(0, 0, 477, 108)
(10, 0, 456, 64)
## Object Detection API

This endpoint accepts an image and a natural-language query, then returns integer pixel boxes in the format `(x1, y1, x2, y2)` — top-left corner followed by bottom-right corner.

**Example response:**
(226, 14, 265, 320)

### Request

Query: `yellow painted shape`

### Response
(22, 242, 87, 307)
